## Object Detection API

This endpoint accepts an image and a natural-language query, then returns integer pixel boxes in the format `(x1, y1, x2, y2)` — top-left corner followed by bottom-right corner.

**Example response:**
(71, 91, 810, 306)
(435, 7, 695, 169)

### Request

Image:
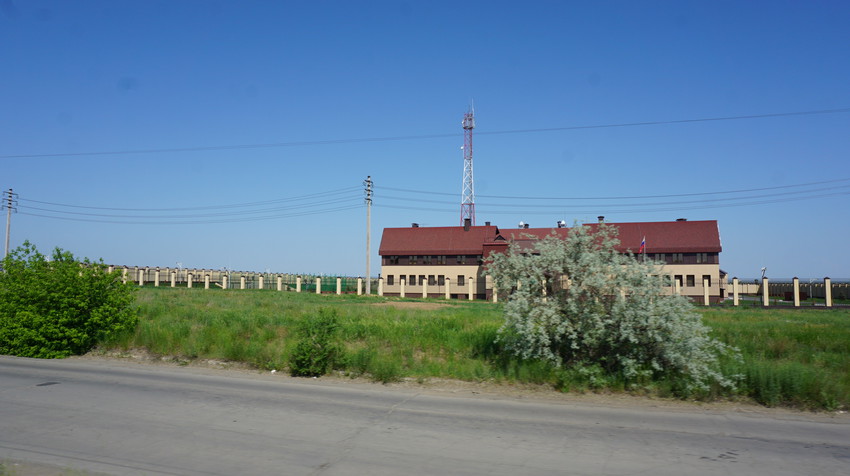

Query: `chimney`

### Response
(597, 216, 605, 223)
(523, 223, 530, 229)
(463, 218, 471, 231)
(676, 218, 687, 222)
(485, 221, 491, 226)
(412, 223, 419, 228)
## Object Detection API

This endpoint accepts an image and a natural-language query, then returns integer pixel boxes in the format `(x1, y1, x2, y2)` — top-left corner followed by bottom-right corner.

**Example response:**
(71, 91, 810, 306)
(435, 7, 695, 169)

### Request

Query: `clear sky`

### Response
(2, 1, 849, 281)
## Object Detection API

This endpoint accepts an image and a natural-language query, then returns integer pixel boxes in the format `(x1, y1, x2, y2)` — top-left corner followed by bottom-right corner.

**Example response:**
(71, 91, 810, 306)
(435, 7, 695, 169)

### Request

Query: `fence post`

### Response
(154, 267, 160, 287)
(422, 278, 428, 299)
(825, 277, 833, 307)
(187, 272, 193, 288)
(277, 275, 283, 291)
(400, 277, 406, 298)
(378, 277, 383, 296)
(122, 266, 128, 284)
(171, 270, 176, 288)
(674, 278, 681, 295)
(240, 276, 245, 290)
(702, 276, 710, 306)
(296, 276, 302, 293)
(316, 277, 321, 294)
(204, 274, 210, 290)
(258, 275, 264, 290)
(138, 268, 144, 287)
(468, 276, 474, 300)
(222, 274, 228, 289)
(732, 277, 739, 306)
(793, 277, 801, 307)
(762, 277, 769, 306)
(445, 277, 451, 299)
(336, 277, 342, 295)
(357, 278, 363, 295)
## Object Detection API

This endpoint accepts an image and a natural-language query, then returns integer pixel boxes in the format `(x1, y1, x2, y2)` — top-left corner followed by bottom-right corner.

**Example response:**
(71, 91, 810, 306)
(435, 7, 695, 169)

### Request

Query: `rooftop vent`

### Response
(412, 223, 419, 228)
(676, 218, 687, 222)
(485, 221, 491, 226)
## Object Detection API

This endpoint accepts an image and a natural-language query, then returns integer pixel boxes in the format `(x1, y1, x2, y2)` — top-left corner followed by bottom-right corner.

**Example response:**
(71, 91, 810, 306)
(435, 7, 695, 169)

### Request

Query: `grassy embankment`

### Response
(102, 287, 850, 411)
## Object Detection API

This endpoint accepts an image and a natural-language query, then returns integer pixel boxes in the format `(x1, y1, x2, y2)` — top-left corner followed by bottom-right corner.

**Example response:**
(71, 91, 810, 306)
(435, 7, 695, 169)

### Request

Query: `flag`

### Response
(639, 236, 646, 254)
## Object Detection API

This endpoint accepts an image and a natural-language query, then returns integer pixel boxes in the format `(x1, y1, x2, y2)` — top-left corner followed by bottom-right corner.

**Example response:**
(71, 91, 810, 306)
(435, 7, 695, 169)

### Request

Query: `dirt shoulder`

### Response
(70, 349, 849, 422)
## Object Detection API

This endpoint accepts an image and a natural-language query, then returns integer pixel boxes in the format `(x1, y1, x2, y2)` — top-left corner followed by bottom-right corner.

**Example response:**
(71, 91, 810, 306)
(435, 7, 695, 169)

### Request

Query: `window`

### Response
(655, 253, 666, 262)
(702, 275, 711, 287)
(438, 275, 445, 286)
(457, 275, 465, 286)
(672, 253, 684, 264)
(387, 275, 394, 285)
(428, 275, 436, 286)
(419, 275, 426, 286)
(423, 255, 432, 265)
(408, 275, 416, 286)
(686, 275, 695, 287)
(696, 253, 708, 264)
(409, 256, 417, 265)
(437, 255, 446, 265)
(457, 255, 466, 265)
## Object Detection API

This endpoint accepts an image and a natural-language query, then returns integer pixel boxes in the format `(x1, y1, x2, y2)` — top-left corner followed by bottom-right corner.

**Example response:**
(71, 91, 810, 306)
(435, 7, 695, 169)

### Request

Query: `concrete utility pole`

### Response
(3, 189, 16, 258)
(364, 176, 373, 295)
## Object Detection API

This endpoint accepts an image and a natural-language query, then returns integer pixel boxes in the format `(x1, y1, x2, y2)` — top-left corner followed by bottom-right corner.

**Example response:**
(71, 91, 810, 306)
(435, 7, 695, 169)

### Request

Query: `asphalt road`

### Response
(1, 356, 848, 476)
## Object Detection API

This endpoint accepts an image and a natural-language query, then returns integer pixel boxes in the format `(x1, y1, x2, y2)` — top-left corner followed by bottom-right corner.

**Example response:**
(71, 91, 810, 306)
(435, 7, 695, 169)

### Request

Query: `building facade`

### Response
(378, 219, 726, 303)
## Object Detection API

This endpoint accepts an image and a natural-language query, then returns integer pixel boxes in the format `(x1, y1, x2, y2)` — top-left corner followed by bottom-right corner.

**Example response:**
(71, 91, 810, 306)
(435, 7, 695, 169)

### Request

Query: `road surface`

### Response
(1, 356, 848, 475)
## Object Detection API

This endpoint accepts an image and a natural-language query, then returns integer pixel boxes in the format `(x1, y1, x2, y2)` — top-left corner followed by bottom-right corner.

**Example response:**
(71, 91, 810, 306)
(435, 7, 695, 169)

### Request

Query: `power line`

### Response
(3, 107, 849, 159)
(378, 177, 850, 200)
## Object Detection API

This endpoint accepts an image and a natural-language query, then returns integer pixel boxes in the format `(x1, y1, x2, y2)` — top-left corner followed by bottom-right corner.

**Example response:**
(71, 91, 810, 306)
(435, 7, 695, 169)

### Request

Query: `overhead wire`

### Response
(3, 107, 849, 159)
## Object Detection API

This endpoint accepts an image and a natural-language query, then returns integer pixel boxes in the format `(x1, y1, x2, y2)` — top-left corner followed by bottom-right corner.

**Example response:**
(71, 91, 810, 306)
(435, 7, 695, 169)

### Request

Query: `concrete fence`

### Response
(727, 277, 847, 307)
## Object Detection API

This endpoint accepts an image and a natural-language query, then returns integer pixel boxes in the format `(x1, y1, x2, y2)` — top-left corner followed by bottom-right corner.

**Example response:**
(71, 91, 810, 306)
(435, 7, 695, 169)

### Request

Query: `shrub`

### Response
(288, 308, 344, 377)
(0, 241, 138, 358)
(487, 223, 739, 394)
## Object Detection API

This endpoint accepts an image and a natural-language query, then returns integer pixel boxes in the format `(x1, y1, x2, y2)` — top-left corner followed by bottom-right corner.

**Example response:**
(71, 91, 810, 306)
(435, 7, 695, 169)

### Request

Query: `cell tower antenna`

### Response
(460, 104, 476, 226)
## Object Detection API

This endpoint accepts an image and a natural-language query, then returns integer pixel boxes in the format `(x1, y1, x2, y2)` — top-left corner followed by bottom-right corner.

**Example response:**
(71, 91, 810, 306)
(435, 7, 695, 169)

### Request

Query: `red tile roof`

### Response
(379, 221, 721, 255)
(379, 225, 503, 256)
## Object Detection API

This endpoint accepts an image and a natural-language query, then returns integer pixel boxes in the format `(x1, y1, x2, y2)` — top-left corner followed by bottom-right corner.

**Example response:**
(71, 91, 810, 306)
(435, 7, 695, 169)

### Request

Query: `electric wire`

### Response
(3, 107, 849, 159)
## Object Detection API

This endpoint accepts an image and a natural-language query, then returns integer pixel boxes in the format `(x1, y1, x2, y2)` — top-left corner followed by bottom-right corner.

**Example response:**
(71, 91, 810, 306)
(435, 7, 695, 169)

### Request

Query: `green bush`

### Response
(288, 308, 344, 377)
(0, 242, 137, 358)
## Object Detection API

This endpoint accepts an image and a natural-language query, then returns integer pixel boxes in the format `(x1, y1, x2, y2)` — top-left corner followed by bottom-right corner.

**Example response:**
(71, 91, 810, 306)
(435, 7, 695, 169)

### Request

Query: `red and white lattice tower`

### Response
(460, 106, 475, 226)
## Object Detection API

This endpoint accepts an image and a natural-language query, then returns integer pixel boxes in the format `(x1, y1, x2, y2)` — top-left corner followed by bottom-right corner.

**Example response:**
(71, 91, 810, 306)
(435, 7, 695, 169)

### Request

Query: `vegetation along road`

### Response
(1, 356, 848, 476)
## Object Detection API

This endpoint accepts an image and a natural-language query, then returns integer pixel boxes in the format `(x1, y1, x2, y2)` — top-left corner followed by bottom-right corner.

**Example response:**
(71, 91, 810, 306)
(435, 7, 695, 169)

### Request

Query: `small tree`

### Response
(0, 241, 137, 358)
(289, 308, 344, 377)
(487, 224, 737, 393)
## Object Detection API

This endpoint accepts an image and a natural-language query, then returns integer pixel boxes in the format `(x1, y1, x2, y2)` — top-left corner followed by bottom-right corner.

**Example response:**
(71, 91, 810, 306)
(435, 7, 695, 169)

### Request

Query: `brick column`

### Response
(762, 277, 769, 307)
(377, 277, 383, 296)
(357, 278, 363, 295)
(296, 276, 302, 293)
(732, 277, 739, 306)
(703, 276, 710, 306)
(400, 277, 406, 298)
(154, 268, 160, 287)
(445, 277, 451, 299)
(825, 277, 833, 307)
(316, 277, 321, 294)
(336, 277, 342, 295)
(468, 276, 474, 300)
(277, 275, 283, 291)
(793, 277, 801, 307)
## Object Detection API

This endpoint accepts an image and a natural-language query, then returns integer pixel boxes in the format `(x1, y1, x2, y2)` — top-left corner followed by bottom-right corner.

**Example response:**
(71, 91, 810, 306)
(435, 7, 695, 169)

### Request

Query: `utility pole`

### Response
(3, 189, 17, 258)
(460, 105, 476, 226)
(364, 176, 373, 294)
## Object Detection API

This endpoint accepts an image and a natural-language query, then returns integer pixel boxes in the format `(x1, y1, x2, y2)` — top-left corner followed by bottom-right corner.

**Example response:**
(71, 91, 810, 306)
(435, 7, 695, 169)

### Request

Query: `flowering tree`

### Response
(487, 223, 737, 393)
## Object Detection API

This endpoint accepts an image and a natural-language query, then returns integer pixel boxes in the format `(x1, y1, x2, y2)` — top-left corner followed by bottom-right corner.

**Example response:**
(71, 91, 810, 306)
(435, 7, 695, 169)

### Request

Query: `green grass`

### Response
(101, 287, 850, 411)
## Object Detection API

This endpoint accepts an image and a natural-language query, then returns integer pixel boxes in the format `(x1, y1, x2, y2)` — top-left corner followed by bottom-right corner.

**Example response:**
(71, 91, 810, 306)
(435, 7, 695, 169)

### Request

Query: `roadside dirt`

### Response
(70, 348, 849, 422)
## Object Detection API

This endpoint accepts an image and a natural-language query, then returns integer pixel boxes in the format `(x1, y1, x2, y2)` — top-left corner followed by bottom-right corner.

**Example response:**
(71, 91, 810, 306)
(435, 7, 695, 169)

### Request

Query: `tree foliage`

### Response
(487, 224, 737, 393)
(0, 241, 137, 358)
(289, 308, 344, 377)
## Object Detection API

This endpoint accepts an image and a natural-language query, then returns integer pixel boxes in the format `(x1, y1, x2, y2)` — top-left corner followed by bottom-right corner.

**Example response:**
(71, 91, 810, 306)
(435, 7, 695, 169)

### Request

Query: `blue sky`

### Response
(2, 1, 848, 280)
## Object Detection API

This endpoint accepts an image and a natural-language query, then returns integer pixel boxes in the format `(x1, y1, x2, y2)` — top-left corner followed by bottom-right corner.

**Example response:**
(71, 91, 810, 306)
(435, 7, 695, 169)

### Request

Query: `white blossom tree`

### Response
(486, 223, 737, 393)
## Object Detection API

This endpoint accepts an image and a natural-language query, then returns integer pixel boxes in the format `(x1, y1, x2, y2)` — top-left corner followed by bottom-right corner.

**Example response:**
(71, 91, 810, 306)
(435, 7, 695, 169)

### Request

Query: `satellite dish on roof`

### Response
(518, 221, 525, 228)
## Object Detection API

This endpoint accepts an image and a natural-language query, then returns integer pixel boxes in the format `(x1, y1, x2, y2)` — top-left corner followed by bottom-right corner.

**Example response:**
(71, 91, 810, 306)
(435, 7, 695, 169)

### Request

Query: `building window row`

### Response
(383, 274, 469, 287)
(383, 255, 483, 266)
(674, 274, 713, 288)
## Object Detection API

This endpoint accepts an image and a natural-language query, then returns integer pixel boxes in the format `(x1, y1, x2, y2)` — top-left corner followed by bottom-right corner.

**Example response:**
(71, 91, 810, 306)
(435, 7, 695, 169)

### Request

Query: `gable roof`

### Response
(503, 220, 721, 254)
(379, 225, 503, 256)
(379, 220, 721, 256)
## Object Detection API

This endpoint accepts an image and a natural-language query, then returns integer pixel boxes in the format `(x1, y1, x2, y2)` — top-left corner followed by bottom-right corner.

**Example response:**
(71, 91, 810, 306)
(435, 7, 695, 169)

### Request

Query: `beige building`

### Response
(378, 218, 725, 303)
